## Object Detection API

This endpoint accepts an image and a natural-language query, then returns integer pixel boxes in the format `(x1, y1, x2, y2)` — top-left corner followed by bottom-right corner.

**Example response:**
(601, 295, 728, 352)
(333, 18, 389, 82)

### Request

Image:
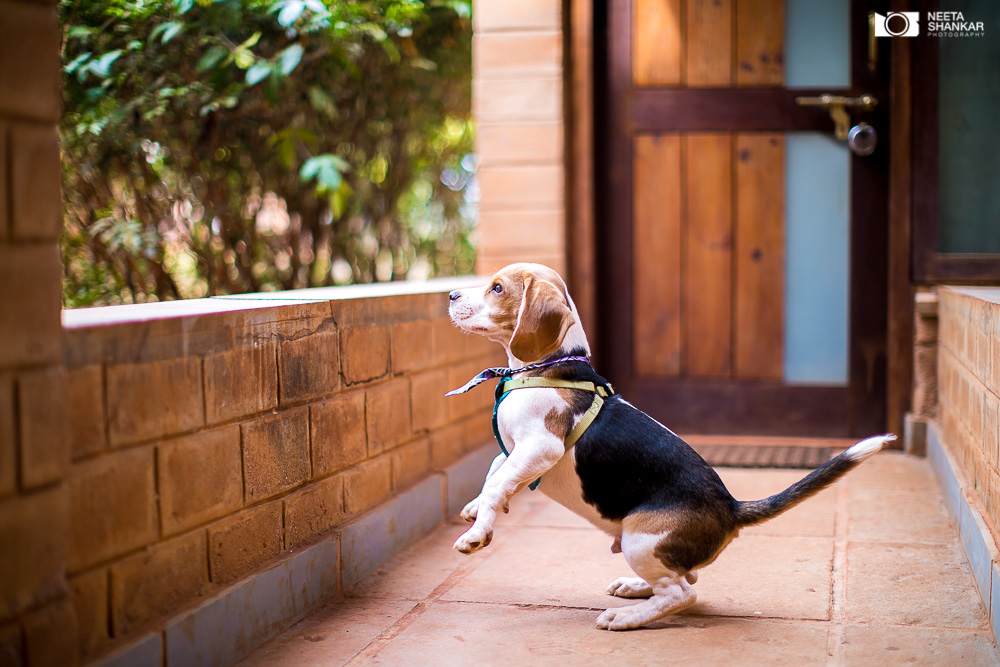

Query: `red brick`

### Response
(209, 502, 283, 585)
(107, 358, 203, 446)
(110, 531, 207, 636)
(18, 367, 70, 490)
(410, 369, 449, 433)
(67, 365, 106, 459)
(204, 341, 278, 424)
(23, 598, 77, 667)
(69, 448, 157, 571)
(311, 392, 367, 477)
(430, 423, 467, 470)
(0, 245, 62, 367)
(391, 438, 432, 491)
(69, 569, 109, 658)
(0, 2, 61, 121)
(390, 320, 433, 374)
(343, 457, 391, 515)
(0, 487, 68, 619)
(0, 376, 14, 498)
(280, 329, 340, 404)
(284, 475, 344, 548)
(11, 124, 62, 242)
(158, 426, 243, 536)
(241, 408, 310, 502)
(366, 380, 412, 454)
(341, 326, 389, 384)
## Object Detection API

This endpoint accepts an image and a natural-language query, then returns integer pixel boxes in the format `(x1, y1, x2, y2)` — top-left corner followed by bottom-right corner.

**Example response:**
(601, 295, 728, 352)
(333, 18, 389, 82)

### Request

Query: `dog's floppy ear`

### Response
(509, 276, 574, 362)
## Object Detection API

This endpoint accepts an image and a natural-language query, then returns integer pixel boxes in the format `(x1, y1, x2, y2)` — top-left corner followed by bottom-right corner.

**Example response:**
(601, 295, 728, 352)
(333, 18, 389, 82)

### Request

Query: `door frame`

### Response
(573, 0, 893, 436)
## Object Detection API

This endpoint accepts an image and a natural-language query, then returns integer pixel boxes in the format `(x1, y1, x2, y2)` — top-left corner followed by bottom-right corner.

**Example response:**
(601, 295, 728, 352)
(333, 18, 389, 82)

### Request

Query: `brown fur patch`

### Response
(623, 509, 737, 573)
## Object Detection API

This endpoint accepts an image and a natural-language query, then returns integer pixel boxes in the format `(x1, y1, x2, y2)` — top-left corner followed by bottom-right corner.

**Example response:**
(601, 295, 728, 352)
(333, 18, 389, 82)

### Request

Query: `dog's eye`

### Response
(491, 283, 503, 294)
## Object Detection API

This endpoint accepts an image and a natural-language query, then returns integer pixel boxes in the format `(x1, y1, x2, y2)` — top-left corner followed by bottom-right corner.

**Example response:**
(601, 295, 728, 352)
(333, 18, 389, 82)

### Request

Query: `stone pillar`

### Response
(0, 3, 77, 665)
(472, 0, 567, 276)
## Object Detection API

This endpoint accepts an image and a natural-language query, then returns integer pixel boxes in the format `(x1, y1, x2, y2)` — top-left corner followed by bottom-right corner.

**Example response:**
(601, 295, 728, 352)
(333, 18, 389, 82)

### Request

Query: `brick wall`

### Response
(37, 287, 500, 664)
(0, 1, 76, 665)
(937, 288, 1000, 530)
(473, 0, 568, 276)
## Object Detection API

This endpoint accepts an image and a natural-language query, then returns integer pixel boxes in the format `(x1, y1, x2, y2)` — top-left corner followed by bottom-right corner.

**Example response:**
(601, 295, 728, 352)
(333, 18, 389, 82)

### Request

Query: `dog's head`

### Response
(448, 263, 588, 364)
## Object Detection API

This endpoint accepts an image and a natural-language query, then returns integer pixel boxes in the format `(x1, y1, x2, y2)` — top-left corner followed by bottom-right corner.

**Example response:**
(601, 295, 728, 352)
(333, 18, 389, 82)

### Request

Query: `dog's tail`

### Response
(733, 434, 895, 528)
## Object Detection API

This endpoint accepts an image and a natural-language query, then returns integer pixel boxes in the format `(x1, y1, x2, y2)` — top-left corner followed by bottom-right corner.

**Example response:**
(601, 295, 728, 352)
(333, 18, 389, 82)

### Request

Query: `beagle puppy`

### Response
(447, 262, 893, 631)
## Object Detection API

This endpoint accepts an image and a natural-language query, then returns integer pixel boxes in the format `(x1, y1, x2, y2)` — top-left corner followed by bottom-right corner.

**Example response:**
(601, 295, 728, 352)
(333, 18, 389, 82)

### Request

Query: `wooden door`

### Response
(598, 0, 890, 436)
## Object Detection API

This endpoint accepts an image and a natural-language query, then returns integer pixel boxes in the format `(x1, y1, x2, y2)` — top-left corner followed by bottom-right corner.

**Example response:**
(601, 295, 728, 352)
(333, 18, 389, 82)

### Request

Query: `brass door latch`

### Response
(795, 94, 878, 140)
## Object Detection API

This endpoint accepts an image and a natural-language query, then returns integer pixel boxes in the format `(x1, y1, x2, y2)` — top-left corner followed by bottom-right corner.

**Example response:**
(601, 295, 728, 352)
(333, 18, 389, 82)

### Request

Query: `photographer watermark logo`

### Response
(926, 12, 985, 37)
(874, 11, 920, 37)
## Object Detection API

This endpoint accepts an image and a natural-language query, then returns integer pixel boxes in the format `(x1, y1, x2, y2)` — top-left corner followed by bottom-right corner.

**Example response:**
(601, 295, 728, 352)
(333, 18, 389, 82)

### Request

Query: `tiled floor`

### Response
(241, 452, 999, 666)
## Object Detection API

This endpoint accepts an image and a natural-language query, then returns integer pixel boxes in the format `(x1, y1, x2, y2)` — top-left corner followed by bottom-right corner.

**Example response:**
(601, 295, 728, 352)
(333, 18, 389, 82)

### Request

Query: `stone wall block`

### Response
(410, 369, 449, 434)
(279, 328, 340, 404)
(474, 32, 562, 78)
(391, 437, 432, 492)
(430, 422, 467, 470)
(431, 318, 467, 365)
(474, 0, 561, 31)
(17, 367, 69, 490)
(0, 376, 15, 498)
(448, 360, 487, 421)
(0, 1, 61, 121)
(365, 379, 411, 454)
(310, 392, 367, 477)
(241, 408, 310, 502)
(158, 426, 243, 536)
(22, 598, 77, 667)
(343, 456, 391, 516)
(477, 164, 565, 210)
(341, 326, 390, 384)
(69, 568, 109, 658)
(107, 358, 204, 446)
(67, 365, 106, 460)
(69, 448, 157, 571)
(0, 245, 62, 366)
(390, 320, 433, 374)
(284, 474, 344, 548)
(10, 123, 61, 241)
(204, 340, 278, 424)
(0, 486, 68, 620)
(208, 501, 283, 586)
(110, 531, 208, 637)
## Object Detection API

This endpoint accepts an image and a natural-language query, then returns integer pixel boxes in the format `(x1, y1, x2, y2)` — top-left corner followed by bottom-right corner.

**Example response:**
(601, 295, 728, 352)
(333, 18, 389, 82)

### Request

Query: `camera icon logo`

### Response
(873, 11, 920, 37)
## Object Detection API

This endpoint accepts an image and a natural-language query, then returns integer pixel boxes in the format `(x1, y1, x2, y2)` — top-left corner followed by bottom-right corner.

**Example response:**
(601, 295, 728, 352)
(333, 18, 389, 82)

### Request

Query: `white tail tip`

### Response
(845, 434, 896, 461)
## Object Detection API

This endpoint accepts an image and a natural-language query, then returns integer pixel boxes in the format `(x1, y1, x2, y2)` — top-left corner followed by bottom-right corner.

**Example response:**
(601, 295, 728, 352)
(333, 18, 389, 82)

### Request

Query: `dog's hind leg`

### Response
(606, 577, 653, 599)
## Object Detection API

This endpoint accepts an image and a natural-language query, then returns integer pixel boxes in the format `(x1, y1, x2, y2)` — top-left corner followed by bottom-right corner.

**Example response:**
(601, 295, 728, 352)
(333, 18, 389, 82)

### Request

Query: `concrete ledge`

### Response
(928, 423, 1000, 645)
(96, 632, 160, 667)
(163, 538, 339, 667)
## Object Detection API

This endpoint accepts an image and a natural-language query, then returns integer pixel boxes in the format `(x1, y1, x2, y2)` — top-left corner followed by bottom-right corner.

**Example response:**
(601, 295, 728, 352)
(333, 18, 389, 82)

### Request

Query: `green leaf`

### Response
(234, 50, 254, 69)
(245, 62, 271, 86)
(277, 1, 305, 27)
(64, 52, 92, 75)
(89, 50, 122, 78)
(149, 21, 182, 45)
(174, 0, 195, 13)
(196, 46, 227, 72)
(278, 44, 303, 75)
(300, 154, 350, 192)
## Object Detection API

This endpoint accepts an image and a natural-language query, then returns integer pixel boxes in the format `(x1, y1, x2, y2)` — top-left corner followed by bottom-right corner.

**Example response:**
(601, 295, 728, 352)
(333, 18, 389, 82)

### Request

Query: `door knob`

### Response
(795, 94, 878, 141)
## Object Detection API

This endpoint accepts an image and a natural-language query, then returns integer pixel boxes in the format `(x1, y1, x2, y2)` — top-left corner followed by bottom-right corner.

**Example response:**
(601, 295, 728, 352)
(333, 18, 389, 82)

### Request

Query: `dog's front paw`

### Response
(606, 577, 653, 599)
(453, 527, 493, 554)
(460, 498, 479, 523)
(596, 606, 644, 631)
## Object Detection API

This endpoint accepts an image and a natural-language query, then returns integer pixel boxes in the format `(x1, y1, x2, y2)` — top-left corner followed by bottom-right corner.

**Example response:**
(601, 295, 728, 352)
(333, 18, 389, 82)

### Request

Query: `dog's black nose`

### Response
(449, 290, 461, 301)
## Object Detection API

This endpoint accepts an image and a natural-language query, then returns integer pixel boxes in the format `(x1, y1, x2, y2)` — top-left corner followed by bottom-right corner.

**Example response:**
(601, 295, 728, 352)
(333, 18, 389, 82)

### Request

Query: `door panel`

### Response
(600, 0, 889, 436)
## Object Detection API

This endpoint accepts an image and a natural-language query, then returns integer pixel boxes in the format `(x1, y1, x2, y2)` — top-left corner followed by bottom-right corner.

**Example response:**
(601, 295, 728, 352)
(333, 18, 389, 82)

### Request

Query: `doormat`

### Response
(691, 444, 838, 469)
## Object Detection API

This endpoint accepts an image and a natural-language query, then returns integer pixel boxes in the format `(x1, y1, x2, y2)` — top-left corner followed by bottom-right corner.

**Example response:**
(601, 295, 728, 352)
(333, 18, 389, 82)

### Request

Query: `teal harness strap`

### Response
(491, 376, 614, 491)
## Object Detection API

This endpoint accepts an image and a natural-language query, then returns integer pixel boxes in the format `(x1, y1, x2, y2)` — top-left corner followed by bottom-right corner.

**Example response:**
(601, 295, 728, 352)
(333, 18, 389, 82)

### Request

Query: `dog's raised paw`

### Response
(460, 499, 479, 523)
(453, 528, 493, 554)
(606, 577, 653, 599)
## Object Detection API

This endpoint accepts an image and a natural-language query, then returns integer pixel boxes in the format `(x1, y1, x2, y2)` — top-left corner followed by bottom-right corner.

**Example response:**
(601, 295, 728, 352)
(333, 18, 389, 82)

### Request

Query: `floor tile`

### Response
(847, 486, 957, 544)
(846, 541, 989, 628)
(364, 602, 831, 666)
(842, 624, 999, 665)
(348, 527, 470, 601)
(717, 468, 837, 538)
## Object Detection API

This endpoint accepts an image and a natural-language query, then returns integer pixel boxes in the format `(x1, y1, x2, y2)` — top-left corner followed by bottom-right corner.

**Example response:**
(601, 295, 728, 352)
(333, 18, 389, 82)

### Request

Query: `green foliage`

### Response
(59, 0, 475, 307)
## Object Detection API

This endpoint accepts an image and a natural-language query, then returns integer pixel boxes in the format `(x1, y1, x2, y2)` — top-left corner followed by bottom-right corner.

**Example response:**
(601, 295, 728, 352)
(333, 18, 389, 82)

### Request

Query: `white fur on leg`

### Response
(606, 577, 653, 599)
(596, 576, 696, 630)
(845, 434, 896, 461)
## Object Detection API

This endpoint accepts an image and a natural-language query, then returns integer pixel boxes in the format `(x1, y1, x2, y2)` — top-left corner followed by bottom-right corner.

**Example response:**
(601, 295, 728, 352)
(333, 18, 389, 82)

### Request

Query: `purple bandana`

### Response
(445, 356, 591, 396)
